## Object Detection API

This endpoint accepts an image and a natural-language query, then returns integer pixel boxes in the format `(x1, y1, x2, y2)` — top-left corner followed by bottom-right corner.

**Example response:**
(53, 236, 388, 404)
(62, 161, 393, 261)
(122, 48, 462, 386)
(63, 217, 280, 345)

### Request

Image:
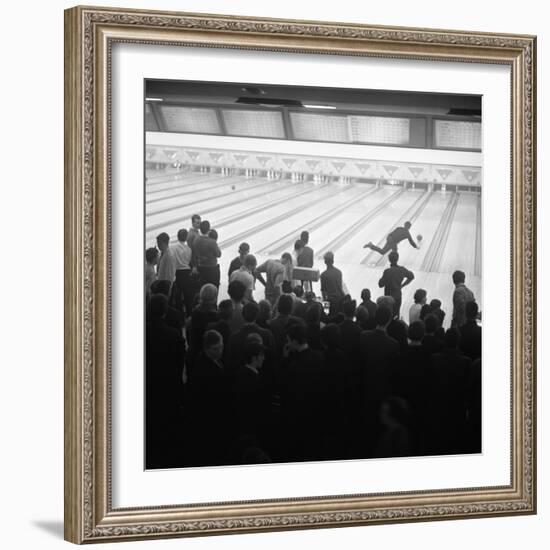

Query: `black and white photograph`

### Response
(144, 79, 482, 470)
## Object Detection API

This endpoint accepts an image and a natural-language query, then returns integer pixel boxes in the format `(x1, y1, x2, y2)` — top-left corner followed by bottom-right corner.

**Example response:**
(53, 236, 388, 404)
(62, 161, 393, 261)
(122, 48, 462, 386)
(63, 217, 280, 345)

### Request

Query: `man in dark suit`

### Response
(377, 295, 408, 351)
(145, 294, 186, 469)
(359, 306, 400, 456)
(421, 313, 445, 356)
(187, 330, 230, 465)
(206, 299, 234, 366)
(149, 279, 185, 333)
(378, 251, 414, 319)
(280, 321, 326, 461)
(430, 328, 472, 455)
(268, 294, 301, 363)
(230, 340, 271, 449)
(459, 301, 482, 360)
(226, 301, 275, 373)
(299, 230, 314, 268)
(392, 320, 432, 455)
(320, 251, 345, 317)
(356, 288, 378, 330)
(338, 298, 362, 370)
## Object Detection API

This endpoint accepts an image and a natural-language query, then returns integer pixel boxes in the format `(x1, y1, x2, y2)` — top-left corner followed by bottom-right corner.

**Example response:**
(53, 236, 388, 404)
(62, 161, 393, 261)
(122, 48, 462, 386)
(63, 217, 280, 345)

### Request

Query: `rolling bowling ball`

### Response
(231, 185, 236, 190)
(417, 234, 423, 242)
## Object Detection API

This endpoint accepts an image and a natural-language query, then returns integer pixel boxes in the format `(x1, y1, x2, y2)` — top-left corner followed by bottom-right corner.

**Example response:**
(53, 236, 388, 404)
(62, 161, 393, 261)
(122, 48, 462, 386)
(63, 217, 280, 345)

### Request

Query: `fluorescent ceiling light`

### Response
(145, 97, 164, 102)
(303, 104, 336, 110)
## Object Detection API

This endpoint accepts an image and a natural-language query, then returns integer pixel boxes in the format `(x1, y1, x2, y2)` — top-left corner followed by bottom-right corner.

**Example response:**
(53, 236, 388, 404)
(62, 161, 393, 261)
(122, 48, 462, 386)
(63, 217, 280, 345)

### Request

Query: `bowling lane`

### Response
(393, 191, 452, 271)
(145, 179, 313, 246)
(334, 188, 423, 264)
(145, 173, 227, 195)
(438, 193, 479, 276)
(216, 182, 362, 247)
(146, 177, 275, 218)
(145, 177, 294, 236)
(217, 184, 372, 255)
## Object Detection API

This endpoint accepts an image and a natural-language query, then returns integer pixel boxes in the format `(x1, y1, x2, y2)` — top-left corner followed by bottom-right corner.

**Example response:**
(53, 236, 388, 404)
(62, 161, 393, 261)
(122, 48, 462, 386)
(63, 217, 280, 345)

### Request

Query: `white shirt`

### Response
(409, 303, 422, 325)
(173, 240, 192, 270)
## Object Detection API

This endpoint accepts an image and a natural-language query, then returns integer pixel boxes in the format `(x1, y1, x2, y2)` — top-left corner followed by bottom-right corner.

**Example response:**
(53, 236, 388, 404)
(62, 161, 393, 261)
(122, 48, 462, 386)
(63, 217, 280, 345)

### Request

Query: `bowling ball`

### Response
(231, 185, 236, 190)
(417, 234, 423, 242)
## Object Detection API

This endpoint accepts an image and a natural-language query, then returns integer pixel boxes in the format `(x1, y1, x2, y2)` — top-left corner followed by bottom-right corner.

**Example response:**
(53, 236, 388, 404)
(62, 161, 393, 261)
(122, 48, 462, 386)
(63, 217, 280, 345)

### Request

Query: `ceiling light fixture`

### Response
(302, 104, 336, 110)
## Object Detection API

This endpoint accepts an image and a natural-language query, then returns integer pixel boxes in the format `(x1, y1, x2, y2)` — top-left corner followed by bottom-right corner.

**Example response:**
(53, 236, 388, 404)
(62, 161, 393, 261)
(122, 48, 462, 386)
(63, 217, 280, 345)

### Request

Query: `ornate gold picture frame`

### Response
(64, 5, 536, 544)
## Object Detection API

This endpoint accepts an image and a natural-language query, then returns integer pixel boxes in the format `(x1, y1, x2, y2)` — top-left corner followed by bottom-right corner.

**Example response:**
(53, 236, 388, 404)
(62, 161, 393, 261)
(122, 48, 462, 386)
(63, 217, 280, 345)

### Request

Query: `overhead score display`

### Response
(290, 112, 351, 143)
(159, 105, 221, 134)
(148, 103, 481, 152)
(349, 115, 410, 145)
(434, 120, 482, 150)
(222, 109, 286, 139)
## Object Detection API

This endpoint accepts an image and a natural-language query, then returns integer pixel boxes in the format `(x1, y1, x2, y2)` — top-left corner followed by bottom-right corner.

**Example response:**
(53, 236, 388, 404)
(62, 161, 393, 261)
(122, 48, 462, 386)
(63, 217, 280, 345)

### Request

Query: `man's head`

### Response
(408, 320, 425, 343)
(293, 285, 304, 299)
(374, 306, 393, 329)
(146, 293, 168, 321)
(304, 291, 316, 303)
(324, 251, 335, 266)
(156, 232, 170, 252)
(300, 230, 309, 245)
(242, 301, 260, 323)
(452, 270, 466, 285)
(286, 320, 307, 351)
(281, 252, 292, 266)
(341, 298, 357, 319)
(320, 323, 341, 350)
(294, 239, 304, 253)
(150, 279, 171, 297)
(191, 214, 201, 229)
(424, 314, 439, 335)
(466, 300, 479, 320)
(177, 228, 188, 243)
(199, 283, 218, 306)
(404, 221, 412, 230)
(218, 299, 234, 322)
(376, 296, 395, 317)
(203, 329, 223, 362)
(361, 288, 371, 302)
(145, 247, 159, 265)
(199, 220, 211, 235)
(413, 288, 427, 305)
(305, 302, 322, 325)
(242, 340, 265, 370)
(281, 280, 293, 294)
(243, 254, 257, 271)
(277, 294, 293, 316)
(257, 300, 272, 322)
(228, 280, 246, 303)
(208, 229, 218, 241)
(238, 242, 250, 258)
(388, 251, 399, 265)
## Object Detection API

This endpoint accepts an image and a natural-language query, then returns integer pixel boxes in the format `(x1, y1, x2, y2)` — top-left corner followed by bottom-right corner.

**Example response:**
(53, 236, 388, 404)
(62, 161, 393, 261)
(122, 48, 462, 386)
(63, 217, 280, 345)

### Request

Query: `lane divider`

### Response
(420, 192, 460, 273)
